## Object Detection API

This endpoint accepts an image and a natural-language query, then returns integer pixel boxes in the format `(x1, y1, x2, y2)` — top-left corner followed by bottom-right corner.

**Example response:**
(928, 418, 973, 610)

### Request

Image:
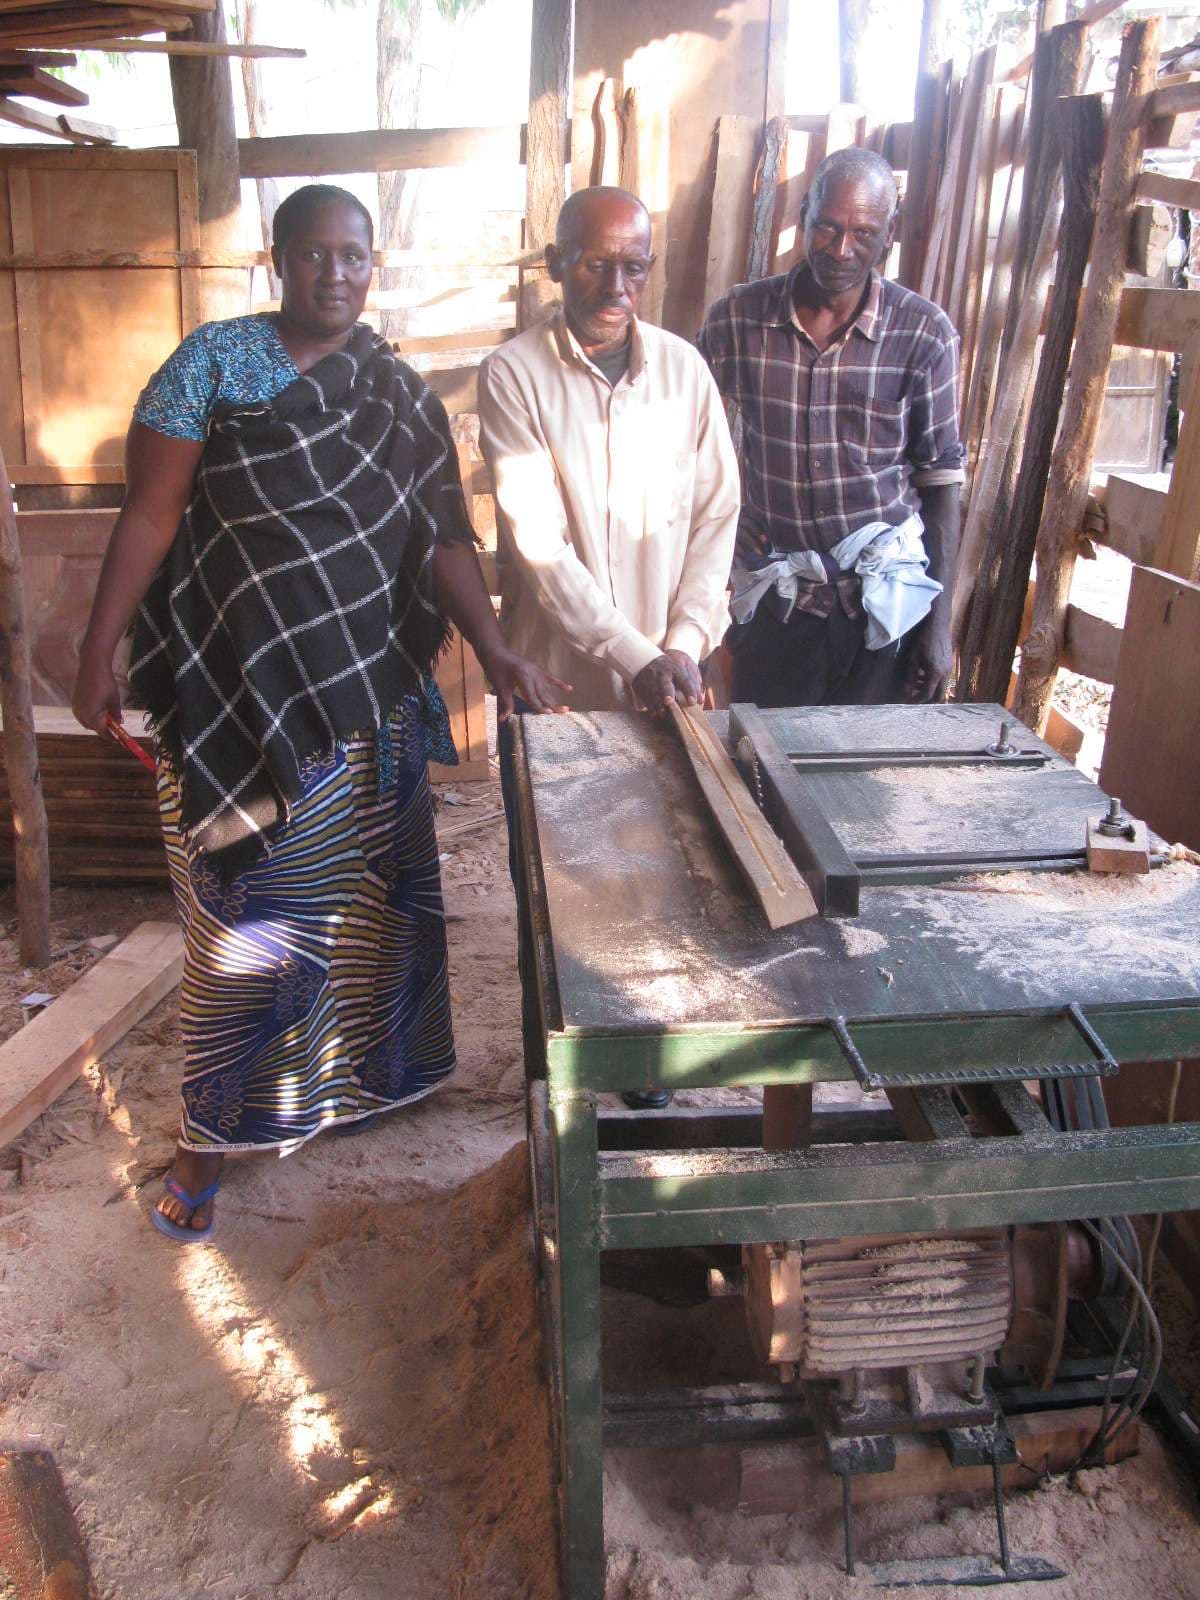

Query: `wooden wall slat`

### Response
(7, 169, 43, 469)
(175, 148, 201, 335)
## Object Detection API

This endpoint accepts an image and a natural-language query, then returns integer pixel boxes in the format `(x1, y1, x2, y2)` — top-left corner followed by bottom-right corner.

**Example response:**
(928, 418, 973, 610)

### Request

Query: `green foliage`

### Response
(51, 52, 133, 82)
(955, 0, 1036, 52)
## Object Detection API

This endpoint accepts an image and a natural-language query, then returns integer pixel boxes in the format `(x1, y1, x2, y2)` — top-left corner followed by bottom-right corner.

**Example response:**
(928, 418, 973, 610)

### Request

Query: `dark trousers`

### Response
(726, 604, 910, 708)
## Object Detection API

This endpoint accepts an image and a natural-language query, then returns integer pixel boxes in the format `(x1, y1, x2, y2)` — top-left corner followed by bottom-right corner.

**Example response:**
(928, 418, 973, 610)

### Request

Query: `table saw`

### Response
(510, 701, 1200, 1598)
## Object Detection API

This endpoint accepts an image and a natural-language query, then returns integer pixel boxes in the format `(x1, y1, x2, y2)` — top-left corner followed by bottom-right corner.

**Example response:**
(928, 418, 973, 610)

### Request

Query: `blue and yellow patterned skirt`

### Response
(158, 698, 457, 1153)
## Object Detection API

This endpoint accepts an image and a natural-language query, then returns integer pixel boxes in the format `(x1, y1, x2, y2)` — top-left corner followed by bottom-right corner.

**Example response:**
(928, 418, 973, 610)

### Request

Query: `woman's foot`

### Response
(155, 1145, 224, 1234)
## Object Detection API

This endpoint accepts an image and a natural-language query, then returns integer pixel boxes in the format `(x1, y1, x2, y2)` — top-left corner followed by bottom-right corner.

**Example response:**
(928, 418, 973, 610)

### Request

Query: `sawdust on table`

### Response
(0, 718, 1197, 1600)
(890, 863, 1200, 997)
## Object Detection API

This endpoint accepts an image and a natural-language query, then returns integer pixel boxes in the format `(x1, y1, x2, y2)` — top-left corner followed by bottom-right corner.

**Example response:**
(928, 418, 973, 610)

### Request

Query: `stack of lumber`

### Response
(0, 1, 302, 145)
(0, 3, 208, 52)
(951, 15, 1200, 727)
(0, 706, 166, 884)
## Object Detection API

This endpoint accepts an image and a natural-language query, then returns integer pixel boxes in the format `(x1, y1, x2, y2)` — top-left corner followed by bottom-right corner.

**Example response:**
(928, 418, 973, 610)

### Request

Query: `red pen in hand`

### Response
(104, 713, 157, 775)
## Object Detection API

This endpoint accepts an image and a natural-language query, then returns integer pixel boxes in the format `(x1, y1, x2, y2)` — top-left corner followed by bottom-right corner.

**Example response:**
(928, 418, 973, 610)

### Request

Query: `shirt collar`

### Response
(552, 309, 646, 383)
(772, 265, 885, 345)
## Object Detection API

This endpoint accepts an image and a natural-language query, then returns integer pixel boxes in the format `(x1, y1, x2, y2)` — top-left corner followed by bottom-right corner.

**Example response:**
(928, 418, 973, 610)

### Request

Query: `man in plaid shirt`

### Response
(699, 147, 965, 706)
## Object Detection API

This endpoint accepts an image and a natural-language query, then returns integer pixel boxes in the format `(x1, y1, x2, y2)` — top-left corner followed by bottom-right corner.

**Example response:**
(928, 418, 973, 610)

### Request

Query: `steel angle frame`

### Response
(509, 723, 1200, 1600)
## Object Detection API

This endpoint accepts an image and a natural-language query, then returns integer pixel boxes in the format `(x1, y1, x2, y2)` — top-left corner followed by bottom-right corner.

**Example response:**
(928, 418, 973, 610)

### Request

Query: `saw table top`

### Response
(520, 704, 1200, 1038)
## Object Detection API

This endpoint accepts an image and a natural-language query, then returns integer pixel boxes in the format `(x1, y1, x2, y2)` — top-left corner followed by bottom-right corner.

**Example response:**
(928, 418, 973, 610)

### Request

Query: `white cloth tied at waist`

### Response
(729, 513, 942, 650)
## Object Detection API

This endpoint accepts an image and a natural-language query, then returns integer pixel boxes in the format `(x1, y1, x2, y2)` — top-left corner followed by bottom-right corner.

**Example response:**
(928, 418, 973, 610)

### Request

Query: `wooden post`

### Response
(746, 117, 789, 282)
(951, 198, 1062, 645)
(168, 5, 247, 325)
(899, 0, 946, 290)
(1014, 18, 1160, 732)
(951, 21, 1089, 647)
(1001, 23, 1087, 367)
(961, 91, 1025, 475)
(960, 93, 1106, 702)
(520, 0, 572, 329)
(0, 444, 50, 968)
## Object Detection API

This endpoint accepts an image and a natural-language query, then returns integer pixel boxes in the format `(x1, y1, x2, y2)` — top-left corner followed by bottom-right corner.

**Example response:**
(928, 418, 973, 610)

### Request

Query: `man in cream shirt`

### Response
(477, 185, 740, 716)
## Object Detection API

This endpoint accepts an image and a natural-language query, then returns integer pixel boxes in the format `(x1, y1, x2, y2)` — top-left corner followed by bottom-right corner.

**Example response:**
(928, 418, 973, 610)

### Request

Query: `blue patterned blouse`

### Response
(135, 314, 300, 441)
(135, 314, 458, 767)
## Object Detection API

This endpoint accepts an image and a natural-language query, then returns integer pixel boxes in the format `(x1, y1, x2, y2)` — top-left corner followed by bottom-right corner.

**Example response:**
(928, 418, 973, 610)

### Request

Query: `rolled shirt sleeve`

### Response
(908, 316, 966, 489)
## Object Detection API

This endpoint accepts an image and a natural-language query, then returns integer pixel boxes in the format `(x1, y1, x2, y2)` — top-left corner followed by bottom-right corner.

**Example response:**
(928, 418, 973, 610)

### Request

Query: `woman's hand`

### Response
(72, 647, 122, 736)
(479, 643, 571, 719)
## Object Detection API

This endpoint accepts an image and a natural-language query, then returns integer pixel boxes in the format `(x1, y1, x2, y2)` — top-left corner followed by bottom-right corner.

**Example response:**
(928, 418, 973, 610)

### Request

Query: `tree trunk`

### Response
(521, 0, 572, 328)
(233, 0, 280, 297)
(838, 0, 874, 105)
(169, 6, 246, 324)
(376, 0, 426, 342)
(0, 448, 50, 969)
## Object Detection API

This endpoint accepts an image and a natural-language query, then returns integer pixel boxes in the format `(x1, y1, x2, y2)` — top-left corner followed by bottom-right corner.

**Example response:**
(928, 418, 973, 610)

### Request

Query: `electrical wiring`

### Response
(1144, 1060, 1184, 1297)
(1070, 1217, 1164, 1472)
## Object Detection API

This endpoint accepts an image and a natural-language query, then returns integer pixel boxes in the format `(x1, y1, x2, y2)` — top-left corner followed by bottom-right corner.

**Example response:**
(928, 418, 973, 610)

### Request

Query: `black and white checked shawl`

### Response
(130, 324, 463, 872)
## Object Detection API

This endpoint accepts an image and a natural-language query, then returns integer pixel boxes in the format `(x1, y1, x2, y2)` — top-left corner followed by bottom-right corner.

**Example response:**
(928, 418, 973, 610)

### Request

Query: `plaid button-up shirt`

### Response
(699, 268, 965, 556)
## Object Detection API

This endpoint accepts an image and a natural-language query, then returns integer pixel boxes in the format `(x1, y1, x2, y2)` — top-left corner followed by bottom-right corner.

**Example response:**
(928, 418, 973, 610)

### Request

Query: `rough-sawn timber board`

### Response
(0, 919, 183, 1147)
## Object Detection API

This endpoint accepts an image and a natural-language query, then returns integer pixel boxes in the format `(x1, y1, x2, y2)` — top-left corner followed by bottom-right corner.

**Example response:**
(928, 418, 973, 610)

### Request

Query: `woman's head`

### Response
(271, 184, 374, 341)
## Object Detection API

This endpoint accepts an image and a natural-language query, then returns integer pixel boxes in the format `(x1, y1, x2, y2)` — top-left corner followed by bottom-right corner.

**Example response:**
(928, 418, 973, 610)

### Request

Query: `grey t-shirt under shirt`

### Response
(589, 338, 631, 388)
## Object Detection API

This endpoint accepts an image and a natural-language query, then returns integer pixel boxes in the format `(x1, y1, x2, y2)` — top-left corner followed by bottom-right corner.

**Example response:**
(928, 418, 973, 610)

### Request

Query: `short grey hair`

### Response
(807, 148, 899, 220)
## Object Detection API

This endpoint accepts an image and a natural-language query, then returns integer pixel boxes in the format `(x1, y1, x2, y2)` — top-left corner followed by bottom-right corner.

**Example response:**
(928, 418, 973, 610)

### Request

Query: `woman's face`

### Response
(274, 201, 374, 340)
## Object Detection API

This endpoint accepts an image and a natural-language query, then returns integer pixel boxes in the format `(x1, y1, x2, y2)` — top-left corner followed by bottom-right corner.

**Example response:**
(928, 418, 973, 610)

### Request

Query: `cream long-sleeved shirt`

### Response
(477, 310, 741, 711)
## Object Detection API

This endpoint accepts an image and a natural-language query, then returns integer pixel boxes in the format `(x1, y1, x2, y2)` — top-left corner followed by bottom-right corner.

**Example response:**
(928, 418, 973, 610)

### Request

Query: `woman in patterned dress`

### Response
(71, 185, 567, 1241)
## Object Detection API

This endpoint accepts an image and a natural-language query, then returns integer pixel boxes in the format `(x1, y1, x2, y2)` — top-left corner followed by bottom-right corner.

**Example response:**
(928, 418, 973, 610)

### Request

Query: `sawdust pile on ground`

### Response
(0, 735, 1199, 1599)
(606, 1428, 1200, 1600)
(0, 772, 558, 1600)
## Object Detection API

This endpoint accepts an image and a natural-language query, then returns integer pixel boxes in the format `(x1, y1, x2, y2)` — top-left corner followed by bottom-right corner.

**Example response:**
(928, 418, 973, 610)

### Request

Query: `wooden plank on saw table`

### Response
(669, 703, 817, 930)
(0, 919, 182, 1147)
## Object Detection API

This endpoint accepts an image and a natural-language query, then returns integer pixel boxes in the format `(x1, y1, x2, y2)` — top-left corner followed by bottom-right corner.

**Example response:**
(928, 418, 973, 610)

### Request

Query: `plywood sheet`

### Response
(0, 147, 196, 485)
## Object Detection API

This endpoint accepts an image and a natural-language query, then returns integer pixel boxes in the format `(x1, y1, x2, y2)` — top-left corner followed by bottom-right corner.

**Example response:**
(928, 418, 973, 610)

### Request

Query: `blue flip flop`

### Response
(330, 1111, 381, 1138)
(151, 1173, 220, 1244)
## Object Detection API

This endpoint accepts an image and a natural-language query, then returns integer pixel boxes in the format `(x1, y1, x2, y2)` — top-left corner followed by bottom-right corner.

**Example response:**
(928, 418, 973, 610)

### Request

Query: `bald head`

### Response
(555, 186, 650, 252)
(546, 186, 655, 355)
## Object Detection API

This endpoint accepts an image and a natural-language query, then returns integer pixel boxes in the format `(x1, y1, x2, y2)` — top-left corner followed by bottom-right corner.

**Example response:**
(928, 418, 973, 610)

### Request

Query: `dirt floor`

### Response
(1, 713, 1199, 1599)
